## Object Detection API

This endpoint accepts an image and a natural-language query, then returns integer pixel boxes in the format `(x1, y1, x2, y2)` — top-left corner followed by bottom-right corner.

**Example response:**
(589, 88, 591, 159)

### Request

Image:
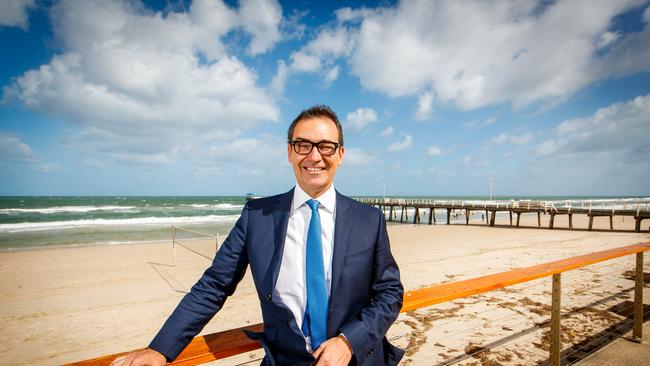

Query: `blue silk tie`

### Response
(302, 199, 328, 350)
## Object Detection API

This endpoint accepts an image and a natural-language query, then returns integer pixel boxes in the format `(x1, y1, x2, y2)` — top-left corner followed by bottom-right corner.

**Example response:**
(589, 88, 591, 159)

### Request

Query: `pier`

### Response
(357, 198, 650, 232)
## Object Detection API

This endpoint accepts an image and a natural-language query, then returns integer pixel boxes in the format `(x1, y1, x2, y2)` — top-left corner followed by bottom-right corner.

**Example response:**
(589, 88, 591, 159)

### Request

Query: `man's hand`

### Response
(109, 348, 166, 366)
(312, 335, 353, 366)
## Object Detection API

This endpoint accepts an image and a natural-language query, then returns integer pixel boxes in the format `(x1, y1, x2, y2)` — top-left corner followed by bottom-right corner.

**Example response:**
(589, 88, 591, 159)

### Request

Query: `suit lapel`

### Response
(329, 191, 353, 311)
(267, 188, 293, 293)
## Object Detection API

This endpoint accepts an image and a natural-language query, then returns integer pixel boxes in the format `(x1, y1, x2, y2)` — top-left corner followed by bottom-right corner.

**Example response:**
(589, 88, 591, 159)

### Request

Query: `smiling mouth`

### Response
(304, 167, 325, 172)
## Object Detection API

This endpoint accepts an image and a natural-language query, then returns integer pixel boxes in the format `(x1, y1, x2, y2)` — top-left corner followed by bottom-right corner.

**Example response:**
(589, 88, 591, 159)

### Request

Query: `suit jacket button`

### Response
(266, 293, 272, 300)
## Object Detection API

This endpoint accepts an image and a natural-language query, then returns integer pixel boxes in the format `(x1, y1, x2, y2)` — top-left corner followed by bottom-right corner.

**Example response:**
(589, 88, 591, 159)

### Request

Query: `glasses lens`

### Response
(317, 142, 337, 156)
(295, 142, 313, 154)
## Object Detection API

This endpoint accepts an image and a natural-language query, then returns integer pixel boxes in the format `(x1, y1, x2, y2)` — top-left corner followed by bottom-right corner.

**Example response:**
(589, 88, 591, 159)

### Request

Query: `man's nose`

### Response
(306, 146, 323, 160)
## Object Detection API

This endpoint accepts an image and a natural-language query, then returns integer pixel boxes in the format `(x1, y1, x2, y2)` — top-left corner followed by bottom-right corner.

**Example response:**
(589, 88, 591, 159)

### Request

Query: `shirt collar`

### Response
(292, 183, 336, 213)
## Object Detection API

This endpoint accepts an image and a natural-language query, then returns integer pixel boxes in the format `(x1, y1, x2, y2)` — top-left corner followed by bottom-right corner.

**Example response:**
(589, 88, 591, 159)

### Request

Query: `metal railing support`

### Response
(550, 273, 562, 366)
(633, 251, 644, 342)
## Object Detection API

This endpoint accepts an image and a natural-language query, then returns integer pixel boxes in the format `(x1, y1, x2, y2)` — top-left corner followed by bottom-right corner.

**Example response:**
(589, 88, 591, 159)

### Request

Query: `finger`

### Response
(109, 355, 126, 366)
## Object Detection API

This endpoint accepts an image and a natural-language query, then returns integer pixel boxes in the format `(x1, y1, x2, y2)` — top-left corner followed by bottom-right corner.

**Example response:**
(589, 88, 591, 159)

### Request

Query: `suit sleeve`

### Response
(148, 204, 250, 361)
(338, 210, 403, 364)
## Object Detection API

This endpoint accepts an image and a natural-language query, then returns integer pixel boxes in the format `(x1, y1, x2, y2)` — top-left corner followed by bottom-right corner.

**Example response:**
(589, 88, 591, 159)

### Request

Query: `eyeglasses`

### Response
(289, 140, 341, 156)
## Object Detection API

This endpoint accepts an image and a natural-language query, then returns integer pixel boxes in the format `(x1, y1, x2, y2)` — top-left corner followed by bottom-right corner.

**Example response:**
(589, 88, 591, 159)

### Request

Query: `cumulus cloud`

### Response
(0, 0, 36, 30)
(415, 91, 434, 120)
(239, 0, 283, 55)
(491, 132, 532, 145)
(2, 0, 281, 164)
(379, 126, 394, 138)
(387, 134, 413, 152)
(344, 107, 378, 131)
(535, 94, 650, 158)
(280, 26, 354, 87)
(293, 0, 650, 112)
(0, 132, 36, 162)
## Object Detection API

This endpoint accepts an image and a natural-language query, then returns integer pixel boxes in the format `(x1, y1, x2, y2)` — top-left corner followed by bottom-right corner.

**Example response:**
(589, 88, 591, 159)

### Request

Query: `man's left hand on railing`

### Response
(109, 348, 166, 366)
(311, 335, 353, 366)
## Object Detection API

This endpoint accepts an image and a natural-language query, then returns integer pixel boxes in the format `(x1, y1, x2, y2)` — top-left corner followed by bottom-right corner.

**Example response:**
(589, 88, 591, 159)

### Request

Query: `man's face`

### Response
(288, 116, 344, 198)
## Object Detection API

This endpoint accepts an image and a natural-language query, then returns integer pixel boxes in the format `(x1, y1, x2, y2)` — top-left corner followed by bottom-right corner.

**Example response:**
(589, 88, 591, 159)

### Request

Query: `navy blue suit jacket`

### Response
(150, 189, 404, 365)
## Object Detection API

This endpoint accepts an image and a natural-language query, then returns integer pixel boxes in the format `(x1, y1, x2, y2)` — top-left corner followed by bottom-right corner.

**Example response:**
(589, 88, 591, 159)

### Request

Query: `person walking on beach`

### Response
(111, 105, 404, 366)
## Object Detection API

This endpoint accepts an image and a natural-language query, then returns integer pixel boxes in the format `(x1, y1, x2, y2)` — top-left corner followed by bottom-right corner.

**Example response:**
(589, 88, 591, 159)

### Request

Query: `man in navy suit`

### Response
(112, 105, 404, 366)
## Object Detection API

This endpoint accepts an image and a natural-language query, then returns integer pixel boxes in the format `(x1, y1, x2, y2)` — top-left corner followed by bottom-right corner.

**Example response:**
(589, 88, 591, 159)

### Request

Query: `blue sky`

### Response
(1, 0, 649, 196)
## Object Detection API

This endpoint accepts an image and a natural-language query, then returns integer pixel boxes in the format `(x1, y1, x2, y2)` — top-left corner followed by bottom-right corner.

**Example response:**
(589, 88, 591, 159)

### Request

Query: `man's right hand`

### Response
(109, 348, 166, 366)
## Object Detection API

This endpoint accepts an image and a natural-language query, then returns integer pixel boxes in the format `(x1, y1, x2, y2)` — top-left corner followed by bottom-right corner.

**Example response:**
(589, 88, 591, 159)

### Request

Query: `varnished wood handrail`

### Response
(66, 242, 650, 366)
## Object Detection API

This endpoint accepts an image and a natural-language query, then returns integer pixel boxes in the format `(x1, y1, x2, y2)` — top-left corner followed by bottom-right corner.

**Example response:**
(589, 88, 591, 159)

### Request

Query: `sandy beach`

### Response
(1, 214, 649, 365)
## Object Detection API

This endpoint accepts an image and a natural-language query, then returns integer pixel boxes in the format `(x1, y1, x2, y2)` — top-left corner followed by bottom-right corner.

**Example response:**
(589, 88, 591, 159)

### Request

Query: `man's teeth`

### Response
(305, 167, 324, 171)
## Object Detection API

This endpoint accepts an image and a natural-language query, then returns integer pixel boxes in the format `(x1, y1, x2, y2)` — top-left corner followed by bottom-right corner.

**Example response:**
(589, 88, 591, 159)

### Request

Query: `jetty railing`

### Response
(66, 242, 650, 366)
(356, 198, 650, 232)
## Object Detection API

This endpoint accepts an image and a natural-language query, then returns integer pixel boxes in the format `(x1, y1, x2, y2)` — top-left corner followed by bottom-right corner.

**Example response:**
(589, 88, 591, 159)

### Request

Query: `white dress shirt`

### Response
(273, 183, 336, 351)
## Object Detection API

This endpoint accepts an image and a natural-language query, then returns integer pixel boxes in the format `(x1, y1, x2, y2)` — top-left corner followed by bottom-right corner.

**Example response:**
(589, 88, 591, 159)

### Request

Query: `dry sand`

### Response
(0, 213, 649, 365)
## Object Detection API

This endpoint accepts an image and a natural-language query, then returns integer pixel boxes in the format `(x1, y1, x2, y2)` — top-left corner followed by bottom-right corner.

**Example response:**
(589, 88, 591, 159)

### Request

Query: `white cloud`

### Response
(491, 132, 532, 145)
(0, 0, 35, 30)
(343, 147, 377, 167)
(204, 136, 286, 175)
(345, 107, 378, 131)
(387, 134, 413, 152)
(535, 94, 650, 157)
(427, 145, 444, 156)
(0, 133, 36, 162)
(298, 0, 650, 111)
(379, 126, 394, 138)
(290, 51, 322, 72)
(239, 0, 283, 55)
(324, 65, 340, 83)
(2, 0, 280, 164)
(415, 91, 434, 120)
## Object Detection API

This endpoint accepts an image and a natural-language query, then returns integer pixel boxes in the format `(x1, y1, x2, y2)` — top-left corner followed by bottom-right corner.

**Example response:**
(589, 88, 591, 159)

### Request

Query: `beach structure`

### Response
(66, 242, 650, 366)
(357, 198, 650, 232)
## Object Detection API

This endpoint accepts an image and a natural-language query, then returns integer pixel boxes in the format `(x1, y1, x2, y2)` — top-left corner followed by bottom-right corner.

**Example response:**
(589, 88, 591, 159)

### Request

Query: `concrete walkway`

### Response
(573, 322, 650, 366)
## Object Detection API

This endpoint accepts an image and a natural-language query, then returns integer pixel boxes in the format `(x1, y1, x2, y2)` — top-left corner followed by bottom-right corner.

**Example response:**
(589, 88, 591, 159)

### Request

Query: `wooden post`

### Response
(466, 209, 470, 225)
(568, 214, 573, 229)
(428, 208, 433, 225)
(400, 206, 404, 223)
(609, 215, 613, 230)
(632, 252, 644, 342)
(447, 208, 451, 225)
(172, 225, 177, 267)
(635, 217, 641, 232)
(490, 210, 496, 226)
(414, 207, 419, 224)
(509, 211, 513, 226)
(550, 273, 561, 366)
(389, 205, 394, 222)
(404, 206, 408, 221)
(588, 215, 594, 231)
(516, 212, 521, 227)
(433, 209, 437, 224)
(537, 211, 541, 227)
(549, 213, 555, 229)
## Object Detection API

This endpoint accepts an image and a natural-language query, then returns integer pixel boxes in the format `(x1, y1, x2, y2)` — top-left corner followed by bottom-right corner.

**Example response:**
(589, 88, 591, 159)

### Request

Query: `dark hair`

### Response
(287, 105, 344, 146)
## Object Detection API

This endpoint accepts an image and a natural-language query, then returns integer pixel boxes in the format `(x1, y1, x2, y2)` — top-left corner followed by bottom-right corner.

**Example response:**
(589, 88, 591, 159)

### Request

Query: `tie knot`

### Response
(306, 199, 320, 211)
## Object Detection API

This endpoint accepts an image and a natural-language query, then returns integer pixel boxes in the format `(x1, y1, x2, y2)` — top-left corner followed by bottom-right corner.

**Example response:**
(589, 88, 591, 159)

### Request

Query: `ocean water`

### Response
(1, 195, 648, 250)
(0, 196, 244, 250)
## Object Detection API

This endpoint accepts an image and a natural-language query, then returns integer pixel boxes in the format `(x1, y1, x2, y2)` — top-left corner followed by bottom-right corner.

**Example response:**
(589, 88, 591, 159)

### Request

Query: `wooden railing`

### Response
(67, 242, 650, 366)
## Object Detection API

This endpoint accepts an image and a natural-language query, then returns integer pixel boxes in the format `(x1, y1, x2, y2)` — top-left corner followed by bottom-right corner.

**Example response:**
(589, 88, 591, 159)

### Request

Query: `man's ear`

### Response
(287, 143, 292, 161)
(338, 146, 345, 165)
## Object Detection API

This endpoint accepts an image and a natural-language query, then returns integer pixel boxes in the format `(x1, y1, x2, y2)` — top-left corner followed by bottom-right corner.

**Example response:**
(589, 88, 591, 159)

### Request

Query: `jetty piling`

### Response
(359, 198, 650, 232)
